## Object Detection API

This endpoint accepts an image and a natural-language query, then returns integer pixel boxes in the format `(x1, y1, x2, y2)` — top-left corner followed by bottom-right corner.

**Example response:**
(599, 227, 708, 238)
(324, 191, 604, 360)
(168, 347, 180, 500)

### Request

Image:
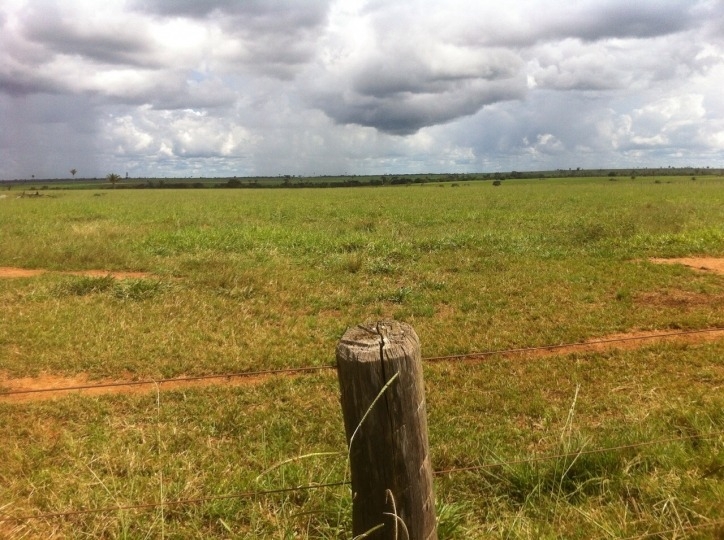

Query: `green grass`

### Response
(1, 344, 721, 538)
(2, 177, 724, 379)
(1, 176, 723, 537)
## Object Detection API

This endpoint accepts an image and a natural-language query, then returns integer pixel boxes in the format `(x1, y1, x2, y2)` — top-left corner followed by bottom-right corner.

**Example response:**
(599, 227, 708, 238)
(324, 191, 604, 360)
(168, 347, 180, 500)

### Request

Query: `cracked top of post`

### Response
(337, 320, 419, 363)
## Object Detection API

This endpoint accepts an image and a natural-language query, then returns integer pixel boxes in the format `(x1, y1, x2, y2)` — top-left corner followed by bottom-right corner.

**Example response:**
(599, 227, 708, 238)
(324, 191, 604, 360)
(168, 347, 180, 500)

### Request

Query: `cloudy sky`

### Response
(1, 0, 723, 179)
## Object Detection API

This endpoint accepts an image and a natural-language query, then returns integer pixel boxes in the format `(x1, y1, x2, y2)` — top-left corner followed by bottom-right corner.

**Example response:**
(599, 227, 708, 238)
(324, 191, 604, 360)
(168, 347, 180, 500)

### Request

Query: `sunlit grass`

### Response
(1, 176, 723, 537)
(1, 342, 722, 538)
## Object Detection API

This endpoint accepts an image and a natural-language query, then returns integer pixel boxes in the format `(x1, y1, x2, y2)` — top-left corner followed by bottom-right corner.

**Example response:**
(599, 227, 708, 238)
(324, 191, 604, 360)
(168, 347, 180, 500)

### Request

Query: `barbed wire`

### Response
(2, 326, 723, 398)
(2, 431, 720, 525)
(0, 365, 334, 397)
(1, 328, 721, 530)
(423, 326, 724, 362)
(0, 481, 350, 523)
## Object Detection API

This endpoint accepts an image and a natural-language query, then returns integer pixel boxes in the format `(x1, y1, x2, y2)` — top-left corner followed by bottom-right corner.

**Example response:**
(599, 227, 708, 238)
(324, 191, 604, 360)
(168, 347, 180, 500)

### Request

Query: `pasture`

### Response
(1, 176, 723, 538)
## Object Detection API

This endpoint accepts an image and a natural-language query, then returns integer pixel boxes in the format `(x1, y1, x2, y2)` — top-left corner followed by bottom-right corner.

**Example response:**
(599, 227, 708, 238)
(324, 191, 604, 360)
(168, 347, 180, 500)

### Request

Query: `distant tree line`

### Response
(2, 167, 720, 190)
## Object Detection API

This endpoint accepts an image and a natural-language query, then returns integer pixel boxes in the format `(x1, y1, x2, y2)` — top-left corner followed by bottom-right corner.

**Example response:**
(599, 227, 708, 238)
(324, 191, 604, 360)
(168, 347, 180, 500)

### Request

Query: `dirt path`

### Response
(1, 258, 722, 403)
(0, 267, 151, 279)
(0, 371, 290, 403)
(2, 328, 723, 403)
(1, 257, 723, 281)
(649, 257, 724, 274)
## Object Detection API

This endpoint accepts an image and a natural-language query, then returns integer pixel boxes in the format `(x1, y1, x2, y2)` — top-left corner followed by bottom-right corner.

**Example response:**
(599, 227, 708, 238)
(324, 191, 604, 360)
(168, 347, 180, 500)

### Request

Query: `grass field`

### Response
(1, 176, 723, 538)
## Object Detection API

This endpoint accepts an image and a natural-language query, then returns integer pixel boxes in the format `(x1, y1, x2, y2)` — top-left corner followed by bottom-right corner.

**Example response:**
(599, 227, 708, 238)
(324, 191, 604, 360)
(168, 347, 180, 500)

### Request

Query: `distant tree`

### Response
(106, 172, 121, 189)
(70, 168, 77, 178)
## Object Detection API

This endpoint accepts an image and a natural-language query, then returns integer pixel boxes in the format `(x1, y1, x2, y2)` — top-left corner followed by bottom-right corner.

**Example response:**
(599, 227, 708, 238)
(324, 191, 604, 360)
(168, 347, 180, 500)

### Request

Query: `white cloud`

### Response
(102, 107, 259, 161)
(1, 0, 723, 179)
(526, 133, 566, 155)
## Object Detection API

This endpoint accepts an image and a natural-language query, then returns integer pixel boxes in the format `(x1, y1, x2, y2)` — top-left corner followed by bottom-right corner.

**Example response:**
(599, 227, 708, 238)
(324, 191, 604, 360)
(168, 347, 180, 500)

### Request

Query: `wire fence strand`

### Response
(1, 327, 722, 531)
(423, 326, 724, 362)
(0, 481, 351, 523)
(0, 365, 335, 397)
(2, 431, 720, 525)
(2, 326, 723, 398)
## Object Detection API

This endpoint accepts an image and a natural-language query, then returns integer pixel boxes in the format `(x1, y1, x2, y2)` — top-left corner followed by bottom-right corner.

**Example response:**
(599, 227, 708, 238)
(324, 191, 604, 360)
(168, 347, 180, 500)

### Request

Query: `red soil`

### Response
(0, 267, 151, 279)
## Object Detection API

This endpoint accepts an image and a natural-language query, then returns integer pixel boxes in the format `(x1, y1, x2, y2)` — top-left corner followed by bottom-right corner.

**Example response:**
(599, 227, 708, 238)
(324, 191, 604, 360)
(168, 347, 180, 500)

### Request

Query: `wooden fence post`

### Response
(336, 321, 437, 540)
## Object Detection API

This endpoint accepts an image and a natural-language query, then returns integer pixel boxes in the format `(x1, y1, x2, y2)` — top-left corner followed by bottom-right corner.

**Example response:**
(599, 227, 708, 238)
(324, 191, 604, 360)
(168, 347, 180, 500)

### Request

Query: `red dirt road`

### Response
(2, 259, 722, 402)
(0, 267, 151, 279)
(2, 328, 723, 403)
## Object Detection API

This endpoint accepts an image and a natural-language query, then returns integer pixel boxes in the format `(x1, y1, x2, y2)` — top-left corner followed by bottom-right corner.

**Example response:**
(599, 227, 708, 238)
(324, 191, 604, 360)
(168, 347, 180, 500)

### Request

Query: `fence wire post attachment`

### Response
(337, 320, 437, 540)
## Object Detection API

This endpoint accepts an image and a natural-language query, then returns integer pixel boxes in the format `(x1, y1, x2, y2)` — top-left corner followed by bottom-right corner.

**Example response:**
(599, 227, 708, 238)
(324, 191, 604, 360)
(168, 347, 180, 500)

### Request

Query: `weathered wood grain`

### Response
(337, 321, 437, 540)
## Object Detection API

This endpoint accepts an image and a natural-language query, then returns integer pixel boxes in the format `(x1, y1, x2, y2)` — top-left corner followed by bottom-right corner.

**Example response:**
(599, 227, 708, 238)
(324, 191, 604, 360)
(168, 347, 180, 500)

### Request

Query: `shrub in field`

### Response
(106, 173, 121, 189)
(386, 286, 413, 303)
(57, 275, 116, 296)
(353, 218, 376, 232)
(55, 276, 165, 300)
(342, 253, 363, 273)
(368, 257, 396, 274)
(112, 278, 164, 300)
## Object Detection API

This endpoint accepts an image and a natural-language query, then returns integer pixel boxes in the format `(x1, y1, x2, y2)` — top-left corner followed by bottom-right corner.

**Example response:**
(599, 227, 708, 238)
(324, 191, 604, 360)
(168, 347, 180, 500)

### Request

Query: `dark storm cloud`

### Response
(462, 0, 701, 48)
(351, 49, 520, 98)
(316, 77, 525, 135)
(0, 3, 157, 104)
(0, 70, 63, 96)
(137, 0, 330, 28)
(318, 0, 699, 136)
(133, 0, 241, 18)
(220, 1, 333, 78)
(544, 1, 697, 42)
(23, 20, 157, 68)
(308, 5, 528, 135)
(0, 93, 100, 178)
(14, 1, 157, 68)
